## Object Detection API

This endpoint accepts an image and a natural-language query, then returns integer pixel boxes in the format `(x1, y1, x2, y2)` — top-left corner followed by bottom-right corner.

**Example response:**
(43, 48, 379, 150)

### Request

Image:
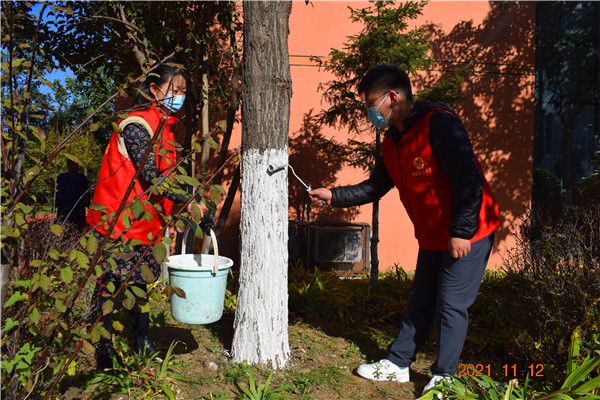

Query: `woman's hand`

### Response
(180, 202, 214, 235)
(199, 213, 214, 235)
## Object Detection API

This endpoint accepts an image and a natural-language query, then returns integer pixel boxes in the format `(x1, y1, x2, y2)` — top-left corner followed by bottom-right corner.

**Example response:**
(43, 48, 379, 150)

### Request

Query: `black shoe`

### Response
(133, 335, 167, 362)
(96, 341, 124, 371)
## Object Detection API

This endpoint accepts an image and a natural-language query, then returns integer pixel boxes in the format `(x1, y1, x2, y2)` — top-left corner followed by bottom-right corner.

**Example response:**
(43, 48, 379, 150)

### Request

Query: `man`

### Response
(309, 63, 499, 394)
(55, 159, 90, 229)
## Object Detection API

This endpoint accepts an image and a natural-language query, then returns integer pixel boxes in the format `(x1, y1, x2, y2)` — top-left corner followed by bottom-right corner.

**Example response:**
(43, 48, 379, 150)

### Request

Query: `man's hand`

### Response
(308, 188, 332, 206)
(448, 237, 471, 258)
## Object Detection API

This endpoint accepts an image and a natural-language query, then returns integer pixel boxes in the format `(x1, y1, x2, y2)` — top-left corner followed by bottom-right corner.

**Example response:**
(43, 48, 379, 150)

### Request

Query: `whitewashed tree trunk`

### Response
(231, 1, 292, 369)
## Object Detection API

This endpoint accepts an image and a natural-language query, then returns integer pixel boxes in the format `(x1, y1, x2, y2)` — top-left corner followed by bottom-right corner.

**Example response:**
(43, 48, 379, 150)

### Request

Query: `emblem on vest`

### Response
(412, 156, 432, 176)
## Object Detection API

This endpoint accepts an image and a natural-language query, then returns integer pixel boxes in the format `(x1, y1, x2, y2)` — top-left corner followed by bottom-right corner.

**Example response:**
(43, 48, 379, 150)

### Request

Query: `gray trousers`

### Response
(386, 232, 495, 375)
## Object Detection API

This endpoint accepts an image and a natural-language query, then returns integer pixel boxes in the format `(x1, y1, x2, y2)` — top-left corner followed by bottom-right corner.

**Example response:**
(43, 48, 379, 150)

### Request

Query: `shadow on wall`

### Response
(217, 2, 535, 265)
(413, 1, 535, 250)
(288, 110, 361, 222)
(217, 110, 362, 268)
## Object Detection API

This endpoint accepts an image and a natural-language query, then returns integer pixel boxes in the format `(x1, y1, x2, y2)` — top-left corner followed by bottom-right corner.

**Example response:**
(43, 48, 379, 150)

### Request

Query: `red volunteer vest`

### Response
(382, 108, 499, 251)
(87, 106, 178, 244)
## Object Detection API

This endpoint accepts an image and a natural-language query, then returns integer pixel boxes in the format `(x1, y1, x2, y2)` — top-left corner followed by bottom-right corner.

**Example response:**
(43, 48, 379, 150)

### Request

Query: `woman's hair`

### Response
(358, 63, 413, 102)
(133, 64, 191, 107)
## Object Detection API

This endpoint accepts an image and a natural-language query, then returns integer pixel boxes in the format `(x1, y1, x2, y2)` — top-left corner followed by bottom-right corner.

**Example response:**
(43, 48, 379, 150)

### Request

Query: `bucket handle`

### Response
(182, 228, 220, 275)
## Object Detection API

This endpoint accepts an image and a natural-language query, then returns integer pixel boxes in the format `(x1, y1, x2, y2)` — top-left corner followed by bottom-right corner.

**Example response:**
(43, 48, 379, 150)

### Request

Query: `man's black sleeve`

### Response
(430, 110, 483, 239)
(330, 159, 394, 207)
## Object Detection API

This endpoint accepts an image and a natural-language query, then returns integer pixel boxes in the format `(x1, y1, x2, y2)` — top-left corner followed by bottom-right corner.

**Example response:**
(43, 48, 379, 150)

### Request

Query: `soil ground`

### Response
(77, 298, 439, 399)
(151, 315, 437, 400)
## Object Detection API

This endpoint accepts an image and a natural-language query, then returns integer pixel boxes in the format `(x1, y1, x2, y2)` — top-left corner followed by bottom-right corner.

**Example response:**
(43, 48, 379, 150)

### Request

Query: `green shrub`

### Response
(288, 261, 411, 330)
(418, 335, 600, 400)
(2, 217, 94, 397)
(502, 172, 600, 377)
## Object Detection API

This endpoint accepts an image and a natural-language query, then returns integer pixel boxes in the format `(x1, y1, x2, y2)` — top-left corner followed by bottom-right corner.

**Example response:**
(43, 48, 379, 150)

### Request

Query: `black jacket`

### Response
(330, 100, 484, 240)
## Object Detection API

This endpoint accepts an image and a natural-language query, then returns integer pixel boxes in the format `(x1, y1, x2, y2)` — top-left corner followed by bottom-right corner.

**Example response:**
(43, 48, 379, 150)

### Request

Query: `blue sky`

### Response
(41, 69, 73, 96)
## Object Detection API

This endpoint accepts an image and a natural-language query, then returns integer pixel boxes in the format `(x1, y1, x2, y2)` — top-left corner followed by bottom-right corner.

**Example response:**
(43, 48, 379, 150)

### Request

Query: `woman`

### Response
(87, 64, 210, 370)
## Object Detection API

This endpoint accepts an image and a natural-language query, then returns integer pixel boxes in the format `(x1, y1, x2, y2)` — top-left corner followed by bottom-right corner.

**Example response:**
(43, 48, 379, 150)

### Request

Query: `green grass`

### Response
(62, 260, 599, 399)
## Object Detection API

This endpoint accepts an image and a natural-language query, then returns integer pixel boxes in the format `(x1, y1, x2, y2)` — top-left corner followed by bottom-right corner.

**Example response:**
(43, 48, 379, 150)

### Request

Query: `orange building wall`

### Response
(218, 1, 534, 272)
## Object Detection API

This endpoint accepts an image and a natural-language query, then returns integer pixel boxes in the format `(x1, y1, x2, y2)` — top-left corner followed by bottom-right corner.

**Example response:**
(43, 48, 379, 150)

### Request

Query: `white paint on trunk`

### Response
(231, 147, 290, 369)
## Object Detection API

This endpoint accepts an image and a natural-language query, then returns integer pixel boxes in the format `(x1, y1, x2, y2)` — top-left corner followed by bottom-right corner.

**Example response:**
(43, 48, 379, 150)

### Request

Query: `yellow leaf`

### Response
(50, 224, 63, 236)
(67, 360, 77, 376)
(112, 320, 125, 332)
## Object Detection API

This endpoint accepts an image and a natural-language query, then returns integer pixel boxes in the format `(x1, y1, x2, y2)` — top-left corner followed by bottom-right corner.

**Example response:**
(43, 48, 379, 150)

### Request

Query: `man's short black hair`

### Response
(358, 63, 413, 102)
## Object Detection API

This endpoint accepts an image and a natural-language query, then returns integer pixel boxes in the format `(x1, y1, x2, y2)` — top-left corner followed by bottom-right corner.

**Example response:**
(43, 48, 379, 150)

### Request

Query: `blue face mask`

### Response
(367, 92, 392, 130)
(163, 94, 185, 112)
(158, 87, 186, 112)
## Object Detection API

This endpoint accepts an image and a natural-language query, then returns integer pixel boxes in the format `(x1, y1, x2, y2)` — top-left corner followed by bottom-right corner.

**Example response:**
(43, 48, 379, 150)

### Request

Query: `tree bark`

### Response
(370, 128, 382, 284)
(231, 1, 292, 369)
(370, 200, 380, 283)
(199, 53, 211, 174)
(115, 3, 151, 68)
(214, 163, 240, 238)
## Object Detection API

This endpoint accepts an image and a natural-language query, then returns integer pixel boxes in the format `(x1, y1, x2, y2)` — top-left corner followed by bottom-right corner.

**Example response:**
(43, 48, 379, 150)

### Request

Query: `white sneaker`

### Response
(356, 359, 409, 382)
(422, 374, 453, 395)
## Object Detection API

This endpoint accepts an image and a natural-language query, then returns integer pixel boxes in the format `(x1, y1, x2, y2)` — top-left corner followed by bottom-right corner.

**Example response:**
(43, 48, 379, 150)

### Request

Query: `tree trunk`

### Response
(214, 164, 240, 238)
(370, 128, 382, 284)
(199, 53, 211, 174)
(370, 200, 380, 283)
(231, 0, 292, 369)
(199, 5, 212, 175)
